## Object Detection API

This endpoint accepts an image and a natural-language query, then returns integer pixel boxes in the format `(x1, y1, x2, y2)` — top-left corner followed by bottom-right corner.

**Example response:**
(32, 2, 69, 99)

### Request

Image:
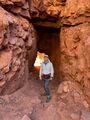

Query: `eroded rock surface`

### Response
(29, 0, 90, 27)
(0, 6, 37, 94)
(0, 0, 90, 120)
(0, 0, 30, 18)
(60, 23, 90, 105)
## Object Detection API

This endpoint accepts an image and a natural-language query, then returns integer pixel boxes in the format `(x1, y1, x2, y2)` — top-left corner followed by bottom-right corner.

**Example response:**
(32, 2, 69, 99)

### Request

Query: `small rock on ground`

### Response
(21, 115, 31, 120)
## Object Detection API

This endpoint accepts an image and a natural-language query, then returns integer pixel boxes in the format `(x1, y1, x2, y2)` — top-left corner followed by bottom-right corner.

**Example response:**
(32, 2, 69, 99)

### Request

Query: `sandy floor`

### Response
(0, 72, 58, 120)
(0, 72, 90, 120)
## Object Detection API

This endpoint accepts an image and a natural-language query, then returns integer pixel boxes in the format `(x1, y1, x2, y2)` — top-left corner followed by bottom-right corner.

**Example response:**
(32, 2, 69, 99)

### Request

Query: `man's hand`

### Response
(50, 77, 53, 80)
(39, 76, 42, 80)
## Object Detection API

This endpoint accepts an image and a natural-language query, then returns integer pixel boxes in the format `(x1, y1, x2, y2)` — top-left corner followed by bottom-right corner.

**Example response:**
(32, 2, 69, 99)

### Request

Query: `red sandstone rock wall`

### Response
(29, 0, 90, 27)
(0, 0, 30, 18)
(60, 23, 90, 102)
(30, 0, 90, 18)
(0, 5, 37, 94)
(0, 0, 90, 108)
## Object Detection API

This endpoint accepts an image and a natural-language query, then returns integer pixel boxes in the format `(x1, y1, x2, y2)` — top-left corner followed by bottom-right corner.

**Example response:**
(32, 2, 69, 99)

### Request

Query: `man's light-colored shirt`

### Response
(39, 61, 54, 79)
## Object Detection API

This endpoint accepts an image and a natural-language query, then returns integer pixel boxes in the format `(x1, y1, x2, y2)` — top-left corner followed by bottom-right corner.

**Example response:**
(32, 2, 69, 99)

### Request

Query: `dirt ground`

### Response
(0, 72, 90, 120)
(0, 72, 58, 120)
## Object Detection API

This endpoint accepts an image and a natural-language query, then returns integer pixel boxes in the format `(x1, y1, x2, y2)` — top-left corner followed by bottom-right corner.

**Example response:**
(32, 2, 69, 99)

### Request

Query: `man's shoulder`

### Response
(49, 61, 52, 64)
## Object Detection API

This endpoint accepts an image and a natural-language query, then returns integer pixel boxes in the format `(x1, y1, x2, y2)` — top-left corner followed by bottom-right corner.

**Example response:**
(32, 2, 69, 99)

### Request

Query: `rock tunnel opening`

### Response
(34, 26, 61, 81)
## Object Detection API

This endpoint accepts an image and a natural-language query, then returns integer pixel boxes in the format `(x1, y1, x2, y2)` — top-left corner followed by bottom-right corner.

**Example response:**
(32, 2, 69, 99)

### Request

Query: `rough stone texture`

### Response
(60, 23, 90, 106)
(29, 0, 90, 27)
(0, 0, 30, 19)
(0, 0, 90, 119)
(0, 6, 37, 94)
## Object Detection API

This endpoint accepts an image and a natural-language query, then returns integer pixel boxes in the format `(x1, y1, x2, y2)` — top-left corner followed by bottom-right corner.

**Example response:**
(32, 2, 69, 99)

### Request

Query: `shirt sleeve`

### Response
(50, 63, 54, 77)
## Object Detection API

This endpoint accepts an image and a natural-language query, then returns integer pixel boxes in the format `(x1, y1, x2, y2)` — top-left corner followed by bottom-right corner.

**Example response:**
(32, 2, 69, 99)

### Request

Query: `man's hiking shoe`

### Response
(44, 93, 47, 96)
(46, 97, 51, 103)
(46, 98, 51, 103)
(41, 93, 47, 96)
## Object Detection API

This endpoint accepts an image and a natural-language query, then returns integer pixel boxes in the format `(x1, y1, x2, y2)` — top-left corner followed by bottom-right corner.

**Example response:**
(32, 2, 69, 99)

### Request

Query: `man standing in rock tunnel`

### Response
(39, 55, 54, 102)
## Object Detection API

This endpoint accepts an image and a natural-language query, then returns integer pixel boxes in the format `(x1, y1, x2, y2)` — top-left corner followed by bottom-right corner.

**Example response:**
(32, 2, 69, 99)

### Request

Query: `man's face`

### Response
(44, 57, 49, 62)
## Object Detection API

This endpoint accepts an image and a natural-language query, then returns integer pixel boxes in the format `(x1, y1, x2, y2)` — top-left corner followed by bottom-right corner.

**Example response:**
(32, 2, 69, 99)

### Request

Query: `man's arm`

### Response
(39, 64, 42, 80)
(50, 63, 54, 78)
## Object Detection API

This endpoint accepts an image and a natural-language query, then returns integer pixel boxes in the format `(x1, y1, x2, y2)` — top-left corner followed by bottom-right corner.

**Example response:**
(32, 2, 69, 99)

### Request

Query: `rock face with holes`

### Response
(0, 6, 37, 94)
